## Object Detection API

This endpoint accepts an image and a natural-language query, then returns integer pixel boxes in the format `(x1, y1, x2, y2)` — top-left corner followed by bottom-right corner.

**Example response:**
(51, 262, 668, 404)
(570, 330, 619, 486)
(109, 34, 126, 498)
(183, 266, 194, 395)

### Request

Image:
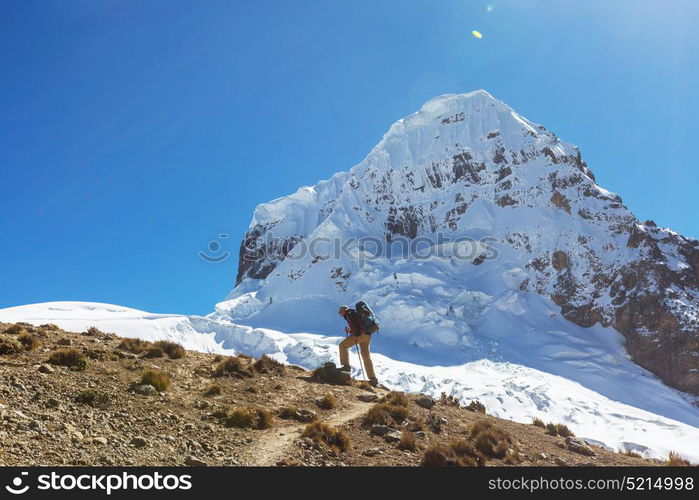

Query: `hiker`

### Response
(338, 305, 378, 387)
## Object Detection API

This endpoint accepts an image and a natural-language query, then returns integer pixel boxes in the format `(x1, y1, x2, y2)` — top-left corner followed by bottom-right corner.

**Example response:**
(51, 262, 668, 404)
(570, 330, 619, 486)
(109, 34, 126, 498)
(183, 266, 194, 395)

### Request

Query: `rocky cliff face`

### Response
(221, 91, 699, 395)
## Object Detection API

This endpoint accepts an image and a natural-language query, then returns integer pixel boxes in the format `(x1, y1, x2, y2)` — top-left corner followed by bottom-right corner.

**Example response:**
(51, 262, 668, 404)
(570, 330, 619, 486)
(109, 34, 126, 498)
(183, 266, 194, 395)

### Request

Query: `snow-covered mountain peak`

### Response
(224, 90, 699, 398)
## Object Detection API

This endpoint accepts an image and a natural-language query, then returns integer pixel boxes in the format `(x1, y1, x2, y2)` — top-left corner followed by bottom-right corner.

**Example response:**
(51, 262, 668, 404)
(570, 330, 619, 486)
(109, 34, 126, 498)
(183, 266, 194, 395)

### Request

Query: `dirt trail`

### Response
(251, 397, 376, 466)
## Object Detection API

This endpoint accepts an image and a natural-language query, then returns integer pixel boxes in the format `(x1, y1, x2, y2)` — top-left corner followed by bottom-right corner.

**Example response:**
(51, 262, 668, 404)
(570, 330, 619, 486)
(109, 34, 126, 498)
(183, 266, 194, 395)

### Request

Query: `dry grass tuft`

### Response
(316, 393, 337, 410)
(532, 417, 546, 428)
(469, 421, 513, 459)
(666, 451, 690, 466)
(0, 334, 24, 355)
(212, 356, 254, 378)
(153, 340, 185, 359)
(117, 338, 151, 354)
(75, 389, 110, 408)
(203, 384, 222, 397)
(383, 391, 409, 407)
(140, 369, 171, 391)
(252, 354, 285, 375)
(421, 440, 485, 467)
(302, 421, 350, 452)
(18, 332, 41, 351)
(48, 349, 87, 370)
(363, 403, 409, 427)
(398, 430, 417, 451)
(224, 407, 273, 430)
(143, 346, 164, 358)
(465, 400, 486, 413)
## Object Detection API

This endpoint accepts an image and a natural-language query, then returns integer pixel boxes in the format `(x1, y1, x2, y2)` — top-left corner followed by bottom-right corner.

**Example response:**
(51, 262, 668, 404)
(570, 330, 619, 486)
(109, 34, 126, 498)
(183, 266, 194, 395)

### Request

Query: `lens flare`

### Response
(472, 30, 483, 39)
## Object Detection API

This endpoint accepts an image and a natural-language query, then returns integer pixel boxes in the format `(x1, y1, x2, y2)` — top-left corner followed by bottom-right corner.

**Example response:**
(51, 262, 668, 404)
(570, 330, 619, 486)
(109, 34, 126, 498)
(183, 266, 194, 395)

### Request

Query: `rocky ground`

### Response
(0, 322, 678, 467)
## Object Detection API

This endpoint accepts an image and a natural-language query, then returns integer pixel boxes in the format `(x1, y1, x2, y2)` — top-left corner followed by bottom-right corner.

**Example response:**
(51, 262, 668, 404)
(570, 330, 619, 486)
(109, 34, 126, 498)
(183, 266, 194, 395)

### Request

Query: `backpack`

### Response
(355, 301, 380, 334)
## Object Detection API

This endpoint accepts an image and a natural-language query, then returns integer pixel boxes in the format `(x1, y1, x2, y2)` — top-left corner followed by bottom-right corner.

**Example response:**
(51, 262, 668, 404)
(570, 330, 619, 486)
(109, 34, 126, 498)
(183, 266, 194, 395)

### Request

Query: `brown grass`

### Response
(4, 324, 26, 335)
(75, 389, 110, 408)
(252, 354, 285, 375)
(224, 407, 273, 430)
(85, 326, 104, 336)
(421, 440, 485, 467)
(143, 346, 164, 358)
(383, 391, 409, 407)
(363, 403, 409, 427)
(17, 332, 41, 351)
(0, 334, 24, 355)
(532, 417, 546, 428)
(212, 356, 253, 378)
(545, 422, 575, 438)
(666, 451, 690, 466)
(465, 400, 486, 413)
(619, 449, 642, 458)
(302, 422, 350, 452)
(469, 421, 513, 459)
(278, 406, 300, 420)
(117, 337, 151, 354)
(48, 349, 87, 370)
(316, 393, 337, 410)
(203, 384, 222, 397)
(398, 430, 417, 451)
(140, 369, 171, 391)
(153, 340, 185, 359)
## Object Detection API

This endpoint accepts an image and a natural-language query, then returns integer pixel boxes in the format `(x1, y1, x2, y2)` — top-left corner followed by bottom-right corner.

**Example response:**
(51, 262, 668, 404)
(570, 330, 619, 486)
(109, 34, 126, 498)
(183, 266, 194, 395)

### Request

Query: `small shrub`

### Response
(40, 323, 61, 331)
(316, 393, 337, 410)
(470, 421, 513, 459)
(85, 326, 104, 336)
(75, 389, 110, 408)
(48, 349, 87, 370)
(421, 444, 450, 466)
(278, 406, 299, 420)
(619, 449, 642, 458)
(532, 417, 546, 428)
(204, 384, 222, 397)
(398, 430, 417, 451)
(140, 369, 171, 391)
(252, 354, 284, 375)
(421, 441, 484, 467)
(0, 334, 24, 355)
(666, 451, 690, 466)
(465, 400, 486, 413)
(117, 337, 151, 354)
(439, 392, 461, 407)
(383, 391, 409, 407)
(545, 422, 575, 438)
(143, 346, 164, 358)
(225, 407, 273, 429)
(301, 422, 350, 452)
(18, 332, 41, 351)
(408, 417, 427, 432)
(4, 324, 26, 335)
(213, 355, 224, 363)
(363, 403, 408, 427)
(555, 423, 574, 438)
(153, 340, 185, 359)
(212, 356, 253, 378)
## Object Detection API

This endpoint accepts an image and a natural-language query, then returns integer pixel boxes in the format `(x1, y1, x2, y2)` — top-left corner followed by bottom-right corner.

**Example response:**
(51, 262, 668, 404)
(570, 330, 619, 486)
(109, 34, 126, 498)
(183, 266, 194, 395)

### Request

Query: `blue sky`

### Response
(1, 0, 698, 315)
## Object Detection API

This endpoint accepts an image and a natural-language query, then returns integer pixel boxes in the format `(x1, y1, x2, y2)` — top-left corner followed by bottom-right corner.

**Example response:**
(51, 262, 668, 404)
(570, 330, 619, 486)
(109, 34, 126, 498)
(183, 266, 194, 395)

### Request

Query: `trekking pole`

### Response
(354, 341, 366, 381)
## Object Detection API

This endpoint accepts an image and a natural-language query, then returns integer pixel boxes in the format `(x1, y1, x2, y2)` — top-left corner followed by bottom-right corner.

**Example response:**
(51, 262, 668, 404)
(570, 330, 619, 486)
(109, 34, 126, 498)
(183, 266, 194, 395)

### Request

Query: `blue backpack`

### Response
(355, 301, 380, 334)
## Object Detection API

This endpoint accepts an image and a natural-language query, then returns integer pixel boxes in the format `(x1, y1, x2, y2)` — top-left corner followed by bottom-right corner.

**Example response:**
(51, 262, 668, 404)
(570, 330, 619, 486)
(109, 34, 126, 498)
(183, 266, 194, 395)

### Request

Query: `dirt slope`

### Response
(0, 322, 679, 467)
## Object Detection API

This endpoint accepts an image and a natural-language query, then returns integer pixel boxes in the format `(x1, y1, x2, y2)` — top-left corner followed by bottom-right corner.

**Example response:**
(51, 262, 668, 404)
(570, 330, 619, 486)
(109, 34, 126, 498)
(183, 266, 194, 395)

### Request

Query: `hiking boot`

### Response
(338, 364, 351, 373)
(369, 377, 379, 387)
